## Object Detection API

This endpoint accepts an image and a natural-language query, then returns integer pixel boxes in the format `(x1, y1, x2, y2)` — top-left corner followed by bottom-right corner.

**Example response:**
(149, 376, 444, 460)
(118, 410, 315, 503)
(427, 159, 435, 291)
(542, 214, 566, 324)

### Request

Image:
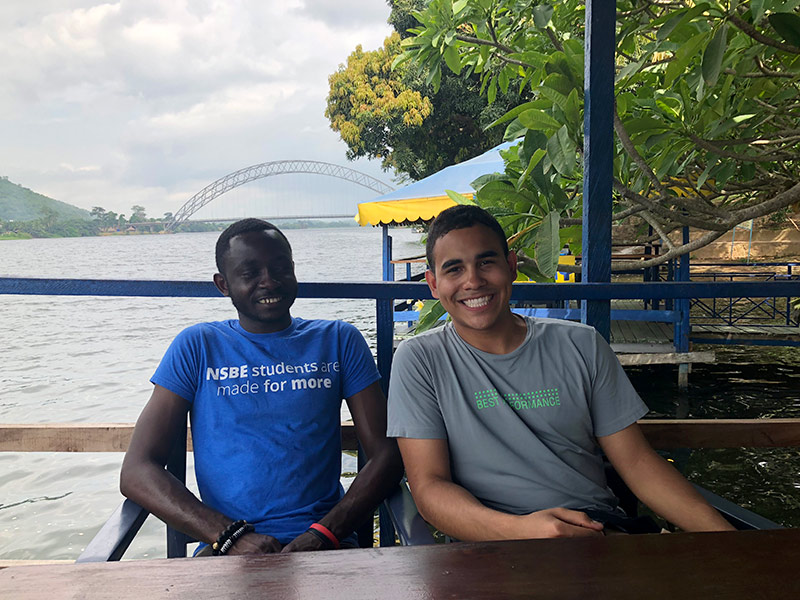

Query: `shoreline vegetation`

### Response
(0, 175, 359, 241)
(0, 218, 360, 241)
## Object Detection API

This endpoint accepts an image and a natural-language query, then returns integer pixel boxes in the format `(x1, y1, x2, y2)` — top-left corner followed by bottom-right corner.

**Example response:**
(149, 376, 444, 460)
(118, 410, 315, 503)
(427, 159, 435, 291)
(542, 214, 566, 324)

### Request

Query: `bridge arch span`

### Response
(166, 160, 393, 231)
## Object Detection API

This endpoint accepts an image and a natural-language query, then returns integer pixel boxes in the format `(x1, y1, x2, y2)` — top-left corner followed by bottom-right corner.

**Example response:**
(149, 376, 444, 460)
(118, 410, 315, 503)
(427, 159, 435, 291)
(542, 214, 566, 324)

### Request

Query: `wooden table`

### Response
(2, 529, 797, 599)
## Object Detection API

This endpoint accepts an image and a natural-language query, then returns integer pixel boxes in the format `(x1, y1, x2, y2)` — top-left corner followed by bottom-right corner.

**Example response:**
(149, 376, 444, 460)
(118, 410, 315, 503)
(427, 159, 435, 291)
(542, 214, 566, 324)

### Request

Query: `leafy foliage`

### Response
(325, 1, 527, 180)
(397, 0, 800, 274)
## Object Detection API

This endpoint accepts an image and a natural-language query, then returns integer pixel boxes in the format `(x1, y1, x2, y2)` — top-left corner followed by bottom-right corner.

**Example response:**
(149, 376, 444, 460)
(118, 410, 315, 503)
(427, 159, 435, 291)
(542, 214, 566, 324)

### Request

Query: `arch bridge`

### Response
(165, 161, 393, 231)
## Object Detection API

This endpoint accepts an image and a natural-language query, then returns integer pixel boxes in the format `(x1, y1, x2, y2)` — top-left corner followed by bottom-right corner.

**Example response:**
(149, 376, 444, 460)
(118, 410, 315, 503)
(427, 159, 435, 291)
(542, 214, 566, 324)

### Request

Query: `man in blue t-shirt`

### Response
(121, 219, 402, 556)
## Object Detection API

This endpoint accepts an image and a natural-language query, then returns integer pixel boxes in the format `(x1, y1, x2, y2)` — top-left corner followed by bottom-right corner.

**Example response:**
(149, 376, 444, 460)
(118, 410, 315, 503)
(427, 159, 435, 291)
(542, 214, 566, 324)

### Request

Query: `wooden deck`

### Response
(691, 324, 800, 344)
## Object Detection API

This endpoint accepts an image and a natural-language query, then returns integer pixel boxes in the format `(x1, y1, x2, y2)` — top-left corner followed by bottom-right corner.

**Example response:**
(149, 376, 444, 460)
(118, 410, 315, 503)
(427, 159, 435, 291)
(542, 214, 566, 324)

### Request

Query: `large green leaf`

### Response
(546, 125, 576, 177)
(769, 12, 800, 47)
(665, 31, 709, 87)
(518, 109, 561, 132)
(702, 25, 728, 87)
(443, 44, 462, 75)
(445, 189, 477, 205)
(516, 253, 551, 282)
(534, 211, 561, 279)
(416, 300, 447, 334)
(532, 5, 554, 28)
(656, 4, 710, 42)
(751, 0, 766, 24)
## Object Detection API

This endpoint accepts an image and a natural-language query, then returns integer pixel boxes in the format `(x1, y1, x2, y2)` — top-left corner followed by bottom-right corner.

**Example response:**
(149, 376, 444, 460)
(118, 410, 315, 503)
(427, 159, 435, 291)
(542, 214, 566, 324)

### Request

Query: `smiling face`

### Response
(425, 224, 520, 348)
(213, 229, 298, 334)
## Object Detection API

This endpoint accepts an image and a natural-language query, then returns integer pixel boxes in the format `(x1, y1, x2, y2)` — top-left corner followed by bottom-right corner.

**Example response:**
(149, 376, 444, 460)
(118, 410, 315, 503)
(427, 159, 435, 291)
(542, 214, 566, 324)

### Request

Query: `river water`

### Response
(1, 228, 798, 560)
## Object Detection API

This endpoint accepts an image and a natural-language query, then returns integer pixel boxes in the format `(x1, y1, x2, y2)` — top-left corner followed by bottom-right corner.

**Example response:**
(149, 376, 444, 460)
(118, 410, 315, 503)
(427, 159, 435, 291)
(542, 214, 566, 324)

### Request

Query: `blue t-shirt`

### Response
(151, 317, 380, 544)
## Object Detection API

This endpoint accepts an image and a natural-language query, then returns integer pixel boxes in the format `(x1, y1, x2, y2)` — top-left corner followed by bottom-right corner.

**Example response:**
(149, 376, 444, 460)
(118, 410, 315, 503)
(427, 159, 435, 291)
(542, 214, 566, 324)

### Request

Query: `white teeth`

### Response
(463, 296, 491, 308)
(258, 297, 281, 304)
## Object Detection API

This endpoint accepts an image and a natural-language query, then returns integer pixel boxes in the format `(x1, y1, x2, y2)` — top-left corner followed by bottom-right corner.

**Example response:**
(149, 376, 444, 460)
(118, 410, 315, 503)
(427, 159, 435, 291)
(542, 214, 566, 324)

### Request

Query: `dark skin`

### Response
(120, 229, 403, 554)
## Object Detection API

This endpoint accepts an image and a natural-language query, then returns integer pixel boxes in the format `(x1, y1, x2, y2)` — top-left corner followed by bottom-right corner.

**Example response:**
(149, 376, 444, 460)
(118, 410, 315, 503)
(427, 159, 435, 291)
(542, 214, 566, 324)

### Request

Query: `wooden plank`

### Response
(0, 424, 358, 452)
(638, 419, 800, 449)
(611, 343, 674, 353)
(0, 560, 72, 568)
(3, 420, 800, 452)
(609, 321, 629, 344)
(0, 424, 138, 453)
(617, 319, 637, 343)
(616, 352, 715, 366)
(1, 530, 798, 599)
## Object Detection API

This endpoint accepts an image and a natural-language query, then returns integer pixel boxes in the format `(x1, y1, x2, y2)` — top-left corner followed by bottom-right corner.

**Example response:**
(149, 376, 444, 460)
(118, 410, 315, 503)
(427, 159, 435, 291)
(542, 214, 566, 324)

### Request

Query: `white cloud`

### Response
(0, 1, 393, 215)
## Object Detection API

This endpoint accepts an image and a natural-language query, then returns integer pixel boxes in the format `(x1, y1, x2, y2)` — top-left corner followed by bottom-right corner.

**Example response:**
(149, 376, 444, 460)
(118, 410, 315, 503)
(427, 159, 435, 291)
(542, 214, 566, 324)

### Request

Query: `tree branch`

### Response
(610, 228, 729, 271)
(639, 210, 676, 250)
(614, 111, 666, 193)
(454, 34, 514, 54)
(729, 180, 800, 223)
(687, 132, 791, 162)
(729, 13, 800, 55)
(613, 181, 731, 231)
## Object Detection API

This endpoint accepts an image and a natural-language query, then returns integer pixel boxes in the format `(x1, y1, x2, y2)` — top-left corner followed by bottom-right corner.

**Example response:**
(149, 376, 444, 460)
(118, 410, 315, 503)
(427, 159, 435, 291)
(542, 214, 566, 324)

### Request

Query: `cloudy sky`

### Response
(0, 1, 393, 217)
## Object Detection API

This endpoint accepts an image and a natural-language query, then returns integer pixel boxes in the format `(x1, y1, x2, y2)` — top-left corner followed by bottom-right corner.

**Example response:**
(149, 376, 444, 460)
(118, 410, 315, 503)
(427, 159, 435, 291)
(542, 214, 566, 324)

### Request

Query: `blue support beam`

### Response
(2, 278, 798, 302)
(382, 225, 394, 282)
(581, 0, 616, 341)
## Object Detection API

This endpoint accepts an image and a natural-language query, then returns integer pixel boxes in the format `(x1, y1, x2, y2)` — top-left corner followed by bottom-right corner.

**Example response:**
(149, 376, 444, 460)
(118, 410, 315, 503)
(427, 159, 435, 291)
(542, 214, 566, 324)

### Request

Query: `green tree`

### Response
(130, 205, 147, 223)
(326, 0, 527, 180)
(399, 0, 800, 277)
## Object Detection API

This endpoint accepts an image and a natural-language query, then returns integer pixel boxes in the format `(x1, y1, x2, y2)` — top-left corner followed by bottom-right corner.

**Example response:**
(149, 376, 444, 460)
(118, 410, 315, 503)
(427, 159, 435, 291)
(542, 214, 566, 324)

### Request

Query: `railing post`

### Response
(676, 226, 691, 389)
(382, 225, 394, 282)
(580, 0, 615, 341)
(374, 295, 397, 546)
(166, 417, 189, 558)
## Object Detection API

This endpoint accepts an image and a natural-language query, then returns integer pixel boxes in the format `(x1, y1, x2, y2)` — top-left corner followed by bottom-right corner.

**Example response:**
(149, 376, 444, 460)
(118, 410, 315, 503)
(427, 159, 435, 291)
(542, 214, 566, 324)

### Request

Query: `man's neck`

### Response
(453, 313, 527, 355)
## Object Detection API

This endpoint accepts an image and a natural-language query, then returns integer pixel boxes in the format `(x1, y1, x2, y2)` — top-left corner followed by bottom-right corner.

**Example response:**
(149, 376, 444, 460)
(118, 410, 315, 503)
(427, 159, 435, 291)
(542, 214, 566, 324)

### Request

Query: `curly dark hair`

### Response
(215, 218, 291, 273)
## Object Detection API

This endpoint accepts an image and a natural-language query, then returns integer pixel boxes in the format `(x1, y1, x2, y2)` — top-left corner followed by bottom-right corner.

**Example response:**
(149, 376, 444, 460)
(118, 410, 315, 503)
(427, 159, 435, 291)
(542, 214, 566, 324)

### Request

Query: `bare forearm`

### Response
(316, 443, 404, 542)
(624, 452, 734, 532)
(120, 461, 232, 544)
(412, 478, 520, 542)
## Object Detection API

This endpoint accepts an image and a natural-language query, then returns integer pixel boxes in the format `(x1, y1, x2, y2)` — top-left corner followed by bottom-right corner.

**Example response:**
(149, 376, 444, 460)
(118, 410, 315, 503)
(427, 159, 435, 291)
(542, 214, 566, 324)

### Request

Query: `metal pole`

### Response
(580, 0, 615, 341)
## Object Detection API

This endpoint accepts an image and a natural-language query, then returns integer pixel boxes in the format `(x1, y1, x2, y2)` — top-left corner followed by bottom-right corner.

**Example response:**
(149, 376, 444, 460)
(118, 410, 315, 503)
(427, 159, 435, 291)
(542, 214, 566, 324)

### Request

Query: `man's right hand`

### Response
(516, 508, 604, 539)
(227, 532, 282, 555)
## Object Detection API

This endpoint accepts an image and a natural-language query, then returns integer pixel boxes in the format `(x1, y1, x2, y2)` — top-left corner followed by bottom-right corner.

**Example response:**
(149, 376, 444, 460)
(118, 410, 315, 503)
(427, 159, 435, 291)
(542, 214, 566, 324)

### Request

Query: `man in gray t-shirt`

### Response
(388, 205, 733, 541)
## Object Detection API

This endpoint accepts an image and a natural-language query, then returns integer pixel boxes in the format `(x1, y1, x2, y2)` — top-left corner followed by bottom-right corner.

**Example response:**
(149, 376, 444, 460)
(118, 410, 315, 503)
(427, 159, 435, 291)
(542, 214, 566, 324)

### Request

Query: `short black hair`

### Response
(215, 218, 291, 273)
(426, 205, 509, 270)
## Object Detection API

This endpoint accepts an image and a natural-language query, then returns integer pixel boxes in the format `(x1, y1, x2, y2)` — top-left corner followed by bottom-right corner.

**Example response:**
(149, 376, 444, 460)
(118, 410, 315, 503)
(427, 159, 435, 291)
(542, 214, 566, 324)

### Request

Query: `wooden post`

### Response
(580, 0, 615, 341)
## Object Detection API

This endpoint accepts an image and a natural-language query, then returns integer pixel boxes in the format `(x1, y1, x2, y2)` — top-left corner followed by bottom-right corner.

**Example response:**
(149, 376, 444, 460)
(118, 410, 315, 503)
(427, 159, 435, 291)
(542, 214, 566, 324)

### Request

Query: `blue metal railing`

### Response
(687, 263, 799, 327)
(3, 277, 800, 388)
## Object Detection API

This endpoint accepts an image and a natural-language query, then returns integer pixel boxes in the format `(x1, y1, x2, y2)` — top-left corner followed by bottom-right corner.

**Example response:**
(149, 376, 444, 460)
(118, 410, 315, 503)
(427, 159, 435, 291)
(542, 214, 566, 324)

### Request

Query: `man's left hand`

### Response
(280, 530, 328, 553)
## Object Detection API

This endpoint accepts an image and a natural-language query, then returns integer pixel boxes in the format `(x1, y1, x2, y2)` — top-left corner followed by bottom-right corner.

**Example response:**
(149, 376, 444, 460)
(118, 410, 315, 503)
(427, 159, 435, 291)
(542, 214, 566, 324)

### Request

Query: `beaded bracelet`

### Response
(218, 523, 254, 555)
(212, 520, 253, 556)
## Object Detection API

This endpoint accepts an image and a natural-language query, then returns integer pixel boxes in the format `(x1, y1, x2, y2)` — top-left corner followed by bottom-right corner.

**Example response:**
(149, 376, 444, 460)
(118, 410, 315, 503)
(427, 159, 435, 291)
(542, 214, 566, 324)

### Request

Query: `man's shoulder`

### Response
(526, 316, 598, 339)
(395, 324, 451, 358)
(173, 320, 236, 340)
(292, 317, 359, 338)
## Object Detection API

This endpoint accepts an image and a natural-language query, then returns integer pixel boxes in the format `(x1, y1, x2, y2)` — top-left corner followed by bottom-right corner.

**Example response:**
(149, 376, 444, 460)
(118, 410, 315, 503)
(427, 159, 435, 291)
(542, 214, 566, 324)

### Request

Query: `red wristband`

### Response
(309, 523, 340, 549)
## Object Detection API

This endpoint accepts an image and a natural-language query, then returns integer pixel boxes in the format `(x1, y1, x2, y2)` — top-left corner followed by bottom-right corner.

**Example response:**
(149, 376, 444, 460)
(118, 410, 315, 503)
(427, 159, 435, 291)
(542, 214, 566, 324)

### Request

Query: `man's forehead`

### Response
(432, 226, 504, 267)
(230, 229, 290, 252)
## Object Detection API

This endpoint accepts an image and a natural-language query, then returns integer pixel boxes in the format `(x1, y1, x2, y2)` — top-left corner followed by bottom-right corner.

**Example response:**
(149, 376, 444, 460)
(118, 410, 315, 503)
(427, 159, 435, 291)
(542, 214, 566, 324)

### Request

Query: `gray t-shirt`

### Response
(387, 317, 648, 515)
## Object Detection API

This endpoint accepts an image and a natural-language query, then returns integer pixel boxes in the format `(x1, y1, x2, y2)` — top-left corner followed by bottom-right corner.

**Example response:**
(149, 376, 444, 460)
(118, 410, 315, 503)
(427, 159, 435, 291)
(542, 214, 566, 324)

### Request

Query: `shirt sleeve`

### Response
(338, 322, 381, 399)
(150, 326, 202, 403)
(387, 338, 447, 439)
(588, 329, 649, 438)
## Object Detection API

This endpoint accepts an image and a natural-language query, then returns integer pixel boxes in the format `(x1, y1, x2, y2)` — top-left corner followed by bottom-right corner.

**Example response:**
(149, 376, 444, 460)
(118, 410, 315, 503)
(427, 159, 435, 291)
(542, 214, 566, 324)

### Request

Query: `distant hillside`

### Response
(0, 176, 90, 222)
